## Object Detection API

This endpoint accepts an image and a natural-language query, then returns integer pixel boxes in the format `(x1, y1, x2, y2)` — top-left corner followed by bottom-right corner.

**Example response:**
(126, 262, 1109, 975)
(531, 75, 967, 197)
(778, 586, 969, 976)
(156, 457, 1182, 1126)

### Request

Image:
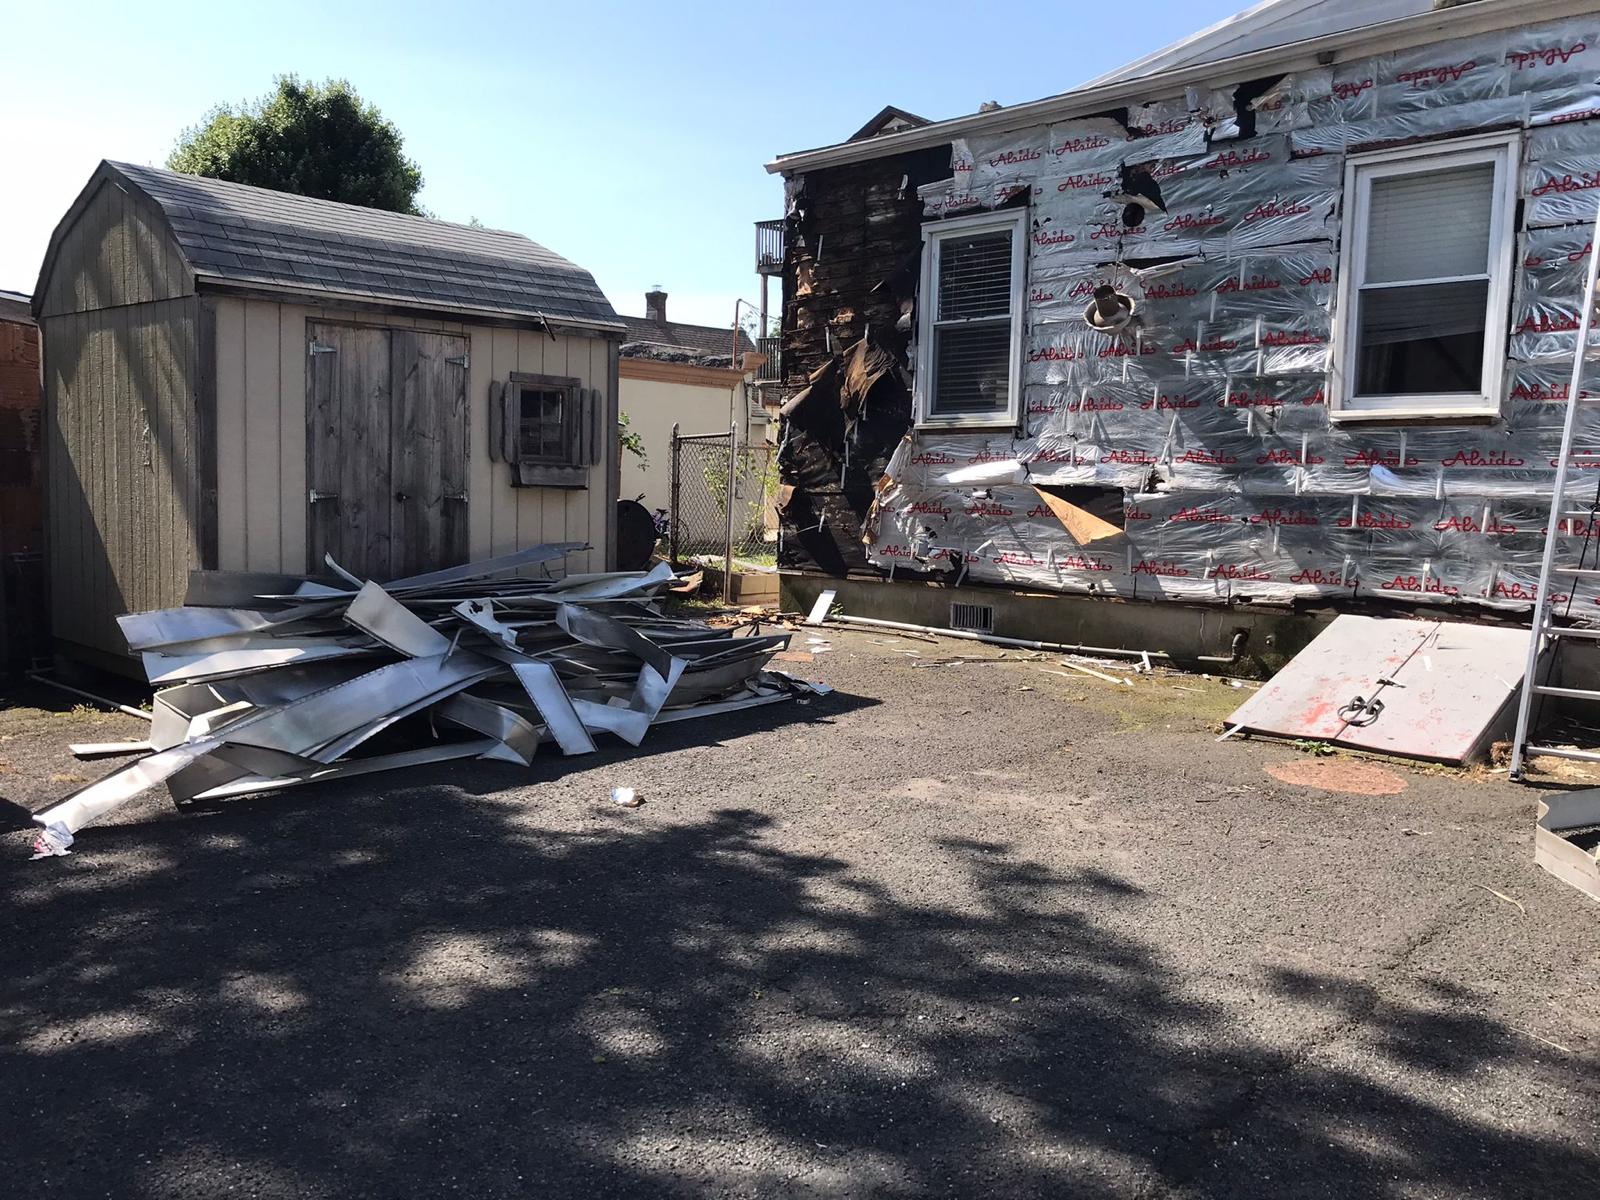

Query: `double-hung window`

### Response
(1332, 132, 1520, 419)
(916, 209, 1026, 428)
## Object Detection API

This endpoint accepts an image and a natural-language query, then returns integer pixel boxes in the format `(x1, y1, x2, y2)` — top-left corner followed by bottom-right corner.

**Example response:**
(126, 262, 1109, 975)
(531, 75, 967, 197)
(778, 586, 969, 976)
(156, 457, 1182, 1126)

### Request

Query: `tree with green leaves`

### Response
(169, 76, 424, 214)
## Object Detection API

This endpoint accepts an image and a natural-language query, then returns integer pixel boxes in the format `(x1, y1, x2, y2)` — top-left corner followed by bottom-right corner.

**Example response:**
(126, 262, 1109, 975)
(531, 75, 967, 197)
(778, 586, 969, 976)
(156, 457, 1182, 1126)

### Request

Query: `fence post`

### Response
(724, 424, 737, 604)
(669, 422, 680, 567)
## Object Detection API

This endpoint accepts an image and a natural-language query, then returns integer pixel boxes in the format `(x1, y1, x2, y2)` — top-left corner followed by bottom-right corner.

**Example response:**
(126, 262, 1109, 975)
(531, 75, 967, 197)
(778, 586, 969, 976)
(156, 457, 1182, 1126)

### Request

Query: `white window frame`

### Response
(915, 208, 1027, 429)
(1329, 131, 1521, 423)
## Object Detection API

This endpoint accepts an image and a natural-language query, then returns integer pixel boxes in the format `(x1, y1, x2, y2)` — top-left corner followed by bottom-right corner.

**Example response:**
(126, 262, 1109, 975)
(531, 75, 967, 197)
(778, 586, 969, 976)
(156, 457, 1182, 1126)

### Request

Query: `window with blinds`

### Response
(1335, 134, 1519, 417)
(919, 210, 1025, 426)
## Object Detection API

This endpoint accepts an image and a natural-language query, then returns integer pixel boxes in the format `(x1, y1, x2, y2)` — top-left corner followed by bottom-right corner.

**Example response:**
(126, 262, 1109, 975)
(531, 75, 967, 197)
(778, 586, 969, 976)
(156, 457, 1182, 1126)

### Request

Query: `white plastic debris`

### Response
(30, 822, 74, 859)
(611, 787, 641, 808)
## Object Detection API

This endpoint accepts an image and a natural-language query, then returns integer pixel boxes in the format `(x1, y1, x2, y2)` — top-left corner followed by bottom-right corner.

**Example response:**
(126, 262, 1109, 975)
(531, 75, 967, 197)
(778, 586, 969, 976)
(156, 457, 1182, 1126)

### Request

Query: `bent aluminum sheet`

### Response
(189, 739, 503, 802)
(571, 698, 651, 746)
(34, 739, 226, 833)
(386, 543, 584, 591)
(345, 581, 452, 658)
(216, 653, 499, 756)
(436, 693, 540, 765)
(555, 603, 682, 684)
(186, 570, 313, 607)
(119, 605, 332, 651)
(453, 599, 520, 650)
(510, 659, 596, 756)
(142, 643, 372, 685)
(542, 561, 674, 600)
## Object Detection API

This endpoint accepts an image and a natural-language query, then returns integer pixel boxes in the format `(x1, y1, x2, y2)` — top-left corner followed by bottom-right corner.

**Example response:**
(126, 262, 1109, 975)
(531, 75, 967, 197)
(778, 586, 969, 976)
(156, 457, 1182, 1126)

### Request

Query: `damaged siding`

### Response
(780, 14, 1600, 612)
(777, 148, 950, 575)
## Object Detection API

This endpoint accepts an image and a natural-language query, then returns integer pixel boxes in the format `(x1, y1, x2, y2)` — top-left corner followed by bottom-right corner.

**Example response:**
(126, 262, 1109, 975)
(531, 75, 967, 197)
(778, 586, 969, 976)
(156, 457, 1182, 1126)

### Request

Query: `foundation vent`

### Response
(949, 601, 995, 634)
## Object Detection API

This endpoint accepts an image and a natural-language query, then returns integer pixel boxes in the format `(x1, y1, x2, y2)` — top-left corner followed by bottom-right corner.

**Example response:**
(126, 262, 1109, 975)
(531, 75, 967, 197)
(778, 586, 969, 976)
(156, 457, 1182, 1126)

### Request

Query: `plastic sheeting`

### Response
(864, 13, 1600, 612)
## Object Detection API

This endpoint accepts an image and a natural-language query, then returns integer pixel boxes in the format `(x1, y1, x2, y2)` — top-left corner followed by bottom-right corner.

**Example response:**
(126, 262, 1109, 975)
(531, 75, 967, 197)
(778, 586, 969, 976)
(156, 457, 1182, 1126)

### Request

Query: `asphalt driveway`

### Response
(2, 630, 1596, 1198)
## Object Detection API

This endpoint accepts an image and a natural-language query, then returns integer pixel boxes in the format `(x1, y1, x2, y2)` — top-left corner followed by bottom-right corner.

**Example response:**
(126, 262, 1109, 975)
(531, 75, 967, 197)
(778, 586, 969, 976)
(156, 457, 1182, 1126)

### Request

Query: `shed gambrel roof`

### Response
(49, 161, 621, 329)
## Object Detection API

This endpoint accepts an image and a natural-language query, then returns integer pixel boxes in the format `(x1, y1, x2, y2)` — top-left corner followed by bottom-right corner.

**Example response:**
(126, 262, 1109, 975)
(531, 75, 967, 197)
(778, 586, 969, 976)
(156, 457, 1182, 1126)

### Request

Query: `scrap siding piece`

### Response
(30, 553, 825, 846)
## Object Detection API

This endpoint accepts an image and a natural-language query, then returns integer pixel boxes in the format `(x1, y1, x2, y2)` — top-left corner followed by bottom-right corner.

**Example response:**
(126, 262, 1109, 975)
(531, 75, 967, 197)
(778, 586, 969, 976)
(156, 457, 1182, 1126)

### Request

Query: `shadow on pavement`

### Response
(0, 700, 1593, 1197)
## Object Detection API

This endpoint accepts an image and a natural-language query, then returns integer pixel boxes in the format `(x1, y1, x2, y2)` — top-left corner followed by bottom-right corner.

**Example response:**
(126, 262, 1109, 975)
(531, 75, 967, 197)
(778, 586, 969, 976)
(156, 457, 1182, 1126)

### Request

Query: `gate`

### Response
(668, 425, 778, 581)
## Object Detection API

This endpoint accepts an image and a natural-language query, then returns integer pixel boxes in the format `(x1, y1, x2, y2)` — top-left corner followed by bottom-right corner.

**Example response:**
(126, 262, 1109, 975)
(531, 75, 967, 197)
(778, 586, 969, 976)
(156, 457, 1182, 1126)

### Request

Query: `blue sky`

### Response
(1, 0, 1245, 325)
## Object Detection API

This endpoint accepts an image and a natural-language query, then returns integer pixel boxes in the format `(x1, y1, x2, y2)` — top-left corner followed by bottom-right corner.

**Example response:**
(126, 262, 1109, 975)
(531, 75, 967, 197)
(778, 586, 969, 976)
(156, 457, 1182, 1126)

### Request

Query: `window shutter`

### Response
(586, 387, 603, 466)
(488, 380, 505, 462)
(502, 381, 520, 464)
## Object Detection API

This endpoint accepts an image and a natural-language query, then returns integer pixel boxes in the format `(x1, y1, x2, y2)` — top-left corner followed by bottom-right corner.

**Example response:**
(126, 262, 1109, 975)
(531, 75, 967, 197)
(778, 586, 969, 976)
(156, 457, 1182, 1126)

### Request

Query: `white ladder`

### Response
(1509, 204, 1600, 779)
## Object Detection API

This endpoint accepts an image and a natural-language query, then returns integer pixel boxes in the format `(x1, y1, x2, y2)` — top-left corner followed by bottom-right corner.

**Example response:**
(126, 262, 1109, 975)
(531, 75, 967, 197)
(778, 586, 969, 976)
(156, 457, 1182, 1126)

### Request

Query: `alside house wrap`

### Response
(765, 0, 1600, 616)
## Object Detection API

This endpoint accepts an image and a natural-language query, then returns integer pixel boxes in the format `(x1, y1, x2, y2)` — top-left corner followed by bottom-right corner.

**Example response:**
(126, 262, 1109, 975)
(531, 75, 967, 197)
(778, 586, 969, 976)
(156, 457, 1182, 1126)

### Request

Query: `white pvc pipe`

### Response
(824, 613, 1171, 661)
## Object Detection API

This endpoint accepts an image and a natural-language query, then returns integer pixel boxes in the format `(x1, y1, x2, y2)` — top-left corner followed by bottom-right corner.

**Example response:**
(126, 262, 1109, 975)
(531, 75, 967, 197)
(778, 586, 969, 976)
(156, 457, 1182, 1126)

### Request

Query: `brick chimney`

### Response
(645, 286, 667, 323)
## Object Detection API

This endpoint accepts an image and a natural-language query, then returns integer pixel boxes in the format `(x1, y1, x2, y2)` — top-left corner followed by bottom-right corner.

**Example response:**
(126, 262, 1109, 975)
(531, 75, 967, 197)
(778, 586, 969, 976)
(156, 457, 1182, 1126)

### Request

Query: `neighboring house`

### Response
(0, 288, 43, 673)
(764, 0, 1600, 648)
(34, 161, 623, 666)
(618, 288, 763, 513)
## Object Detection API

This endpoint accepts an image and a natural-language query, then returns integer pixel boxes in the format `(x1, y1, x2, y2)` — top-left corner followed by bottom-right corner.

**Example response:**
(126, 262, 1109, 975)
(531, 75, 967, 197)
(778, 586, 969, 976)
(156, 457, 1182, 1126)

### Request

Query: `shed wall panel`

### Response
(40, 179, 192, 318)
(243, 301, 282, 571)
(278, 306, 306, 571)
(42, 297, 204, 657)
(213, 298, 248, 570)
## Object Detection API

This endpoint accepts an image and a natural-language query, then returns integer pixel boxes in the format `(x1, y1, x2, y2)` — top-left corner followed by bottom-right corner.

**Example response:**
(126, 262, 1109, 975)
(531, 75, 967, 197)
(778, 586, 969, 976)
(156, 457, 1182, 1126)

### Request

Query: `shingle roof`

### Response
(0, 288, 32, 323)
(104, 161, 620, 329)
(619, 315, 753, 360)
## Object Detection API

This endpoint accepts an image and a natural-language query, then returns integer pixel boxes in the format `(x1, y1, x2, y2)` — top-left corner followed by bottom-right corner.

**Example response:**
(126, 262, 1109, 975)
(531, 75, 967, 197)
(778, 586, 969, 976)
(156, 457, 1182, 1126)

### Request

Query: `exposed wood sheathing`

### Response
(777, 146, 950, 575)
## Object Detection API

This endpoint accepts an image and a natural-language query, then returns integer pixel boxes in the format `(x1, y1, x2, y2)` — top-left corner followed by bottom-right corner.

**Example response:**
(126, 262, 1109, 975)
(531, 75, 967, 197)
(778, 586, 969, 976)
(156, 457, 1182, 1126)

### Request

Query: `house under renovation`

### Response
(764, 0, 1600, 665)
(34, 162, 623, 666)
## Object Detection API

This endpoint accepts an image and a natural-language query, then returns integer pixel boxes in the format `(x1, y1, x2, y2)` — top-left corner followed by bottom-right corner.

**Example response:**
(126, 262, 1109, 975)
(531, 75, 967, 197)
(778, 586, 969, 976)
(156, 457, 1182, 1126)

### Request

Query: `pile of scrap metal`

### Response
(29, 543, 824, 856)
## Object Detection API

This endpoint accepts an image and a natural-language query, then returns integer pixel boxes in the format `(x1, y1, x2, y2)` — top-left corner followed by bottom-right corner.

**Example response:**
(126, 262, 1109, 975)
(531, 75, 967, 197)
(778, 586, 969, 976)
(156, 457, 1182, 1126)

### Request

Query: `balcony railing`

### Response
(755, 335, 782, 383)
(755, 219, 784, 276)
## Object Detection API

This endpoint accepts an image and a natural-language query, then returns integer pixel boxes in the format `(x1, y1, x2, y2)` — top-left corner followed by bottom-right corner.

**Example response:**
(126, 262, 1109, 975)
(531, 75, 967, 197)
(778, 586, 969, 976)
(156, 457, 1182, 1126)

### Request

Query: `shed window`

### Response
(518, 386, 573, 462)
(497, 372, 600, 488)
(916, 209, 1026, 428)
(1332, 133, 1520, 420)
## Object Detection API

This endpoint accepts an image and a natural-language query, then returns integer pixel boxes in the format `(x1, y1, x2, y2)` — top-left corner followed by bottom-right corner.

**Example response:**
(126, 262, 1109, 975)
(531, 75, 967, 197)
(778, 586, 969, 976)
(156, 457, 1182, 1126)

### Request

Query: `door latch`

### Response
(395, 491, 412, 503)
(309, 489, 339, 503)
(308, 342, 338, 357)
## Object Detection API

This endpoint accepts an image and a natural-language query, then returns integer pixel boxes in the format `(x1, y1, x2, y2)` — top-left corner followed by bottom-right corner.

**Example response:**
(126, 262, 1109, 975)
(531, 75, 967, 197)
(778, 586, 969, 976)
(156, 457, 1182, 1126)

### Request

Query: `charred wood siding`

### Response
(778, 145, 949, 575)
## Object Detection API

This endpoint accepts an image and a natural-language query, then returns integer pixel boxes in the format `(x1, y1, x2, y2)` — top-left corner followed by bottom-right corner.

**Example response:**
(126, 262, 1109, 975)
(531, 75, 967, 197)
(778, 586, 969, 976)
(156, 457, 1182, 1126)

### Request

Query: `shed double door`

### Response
(306, 322, 469, 580)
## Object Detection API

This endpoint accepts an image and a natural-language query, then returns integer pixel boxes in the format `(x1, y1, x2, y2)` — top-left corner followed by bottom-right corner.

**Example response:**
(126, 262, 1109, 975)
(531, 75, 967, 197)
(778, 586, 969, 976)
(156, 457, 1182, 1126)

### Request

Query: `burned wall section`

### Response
(856, 16, 1600, 614)
(777, 146, 949, 575)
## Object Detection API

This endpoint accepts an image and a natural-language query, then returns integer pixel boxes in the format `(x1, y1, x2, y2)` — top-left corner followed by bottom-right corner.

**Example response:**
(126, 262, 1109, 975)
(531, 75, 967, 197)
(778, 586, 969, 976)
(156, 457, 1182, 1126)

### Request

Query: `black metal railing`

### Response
(755, 219, 784, 275)
(755, 335, 782, 383)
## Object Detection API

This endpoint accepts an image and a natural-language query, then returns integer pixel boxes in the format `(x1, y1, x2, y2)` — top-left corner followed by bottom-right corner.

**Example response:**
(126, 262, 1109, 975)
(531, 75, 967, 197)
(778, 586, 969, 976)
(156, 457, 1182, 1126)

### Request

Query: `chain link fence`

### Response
(669, 430, 779, 567)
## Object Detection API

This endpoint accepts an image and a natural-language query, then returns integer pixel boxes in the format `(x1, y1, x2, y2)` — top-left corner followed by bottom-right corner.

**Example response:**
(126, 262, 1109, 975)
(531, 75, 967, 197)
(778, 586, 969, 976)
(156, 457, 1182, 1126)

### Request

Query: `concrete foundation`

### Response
(779, 572, 1331, 678)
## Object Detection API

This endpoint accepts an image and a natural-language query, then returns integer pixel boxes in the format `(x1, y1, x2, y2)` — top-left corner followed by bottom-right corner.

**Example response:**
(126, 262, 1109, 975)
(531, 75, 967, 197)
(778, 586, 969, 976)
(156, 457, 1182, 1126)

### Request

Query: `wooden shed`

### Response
(33, 161, 624, 666)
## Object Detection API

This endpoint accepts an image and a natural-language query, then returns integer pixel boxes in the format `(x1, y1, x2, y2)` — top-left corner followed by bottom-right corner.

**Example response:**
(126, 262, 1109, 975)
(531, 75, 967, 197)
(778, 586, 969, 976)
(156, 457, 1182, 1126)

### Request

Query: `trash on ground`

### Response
(611, 787, 642, 808)
(27, 544, 827, 848)
(1535, 789, 1600, 905)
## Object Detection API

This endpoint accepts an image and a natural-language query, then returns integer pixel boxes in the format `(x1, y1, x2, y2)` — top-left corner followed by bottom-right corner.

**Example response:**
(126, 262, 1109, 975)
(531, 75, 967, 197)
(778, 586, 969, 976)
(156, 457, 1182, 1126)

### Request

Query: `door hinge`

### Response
(445, 353, 469, 368)
(309, 342, 338, 357)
